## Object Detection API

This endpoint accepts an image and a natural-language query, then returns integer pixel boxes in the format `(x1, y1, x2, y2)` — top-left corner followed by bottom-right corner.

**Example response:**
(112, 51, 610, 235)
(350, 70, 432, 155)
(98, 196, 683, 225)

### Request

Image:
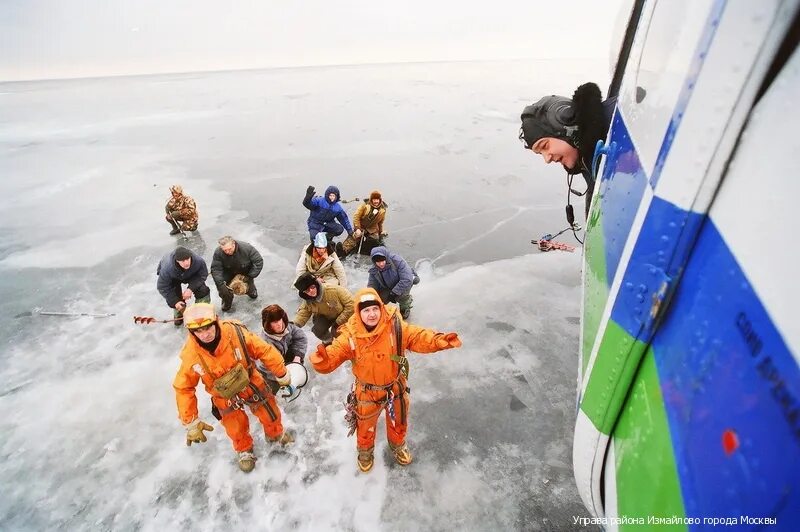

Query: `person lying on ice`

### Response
(302, 184, 354, 244)
(310, 288, 462, 473)
(293, 272, 354, 342)
(156, 246, 211, 326)
(336, 190, 388, 259)
(173, 303, 295, 473)
(164, 184, 199, 235)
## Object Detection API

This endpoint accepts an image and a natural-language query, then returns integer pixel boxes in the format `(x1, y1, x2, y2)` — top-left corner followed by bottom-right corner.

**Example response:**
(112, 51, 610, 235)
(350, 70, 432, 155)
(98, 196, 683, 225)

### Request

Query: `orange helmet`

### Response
(183, 303, 217, 330)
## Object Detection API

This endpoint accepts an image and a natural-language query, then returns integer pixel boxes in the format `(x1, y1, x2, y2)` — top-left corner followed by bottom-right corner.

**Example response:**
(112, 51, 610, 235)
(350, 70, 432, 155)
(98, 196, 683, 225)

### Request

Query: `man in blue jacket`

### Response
(302, 185, 354, 243)
(156, 246, 211, 325)
(367, 246, 418, 319)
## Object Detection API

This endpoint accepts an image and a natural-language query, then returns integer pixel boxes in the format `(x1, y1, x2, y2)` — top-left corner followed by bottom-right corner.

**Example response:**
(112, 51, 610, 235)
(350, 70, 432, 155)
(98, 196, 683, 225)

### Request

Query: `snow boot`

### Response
(247, 282, 258, 300)
(168, 219, 182, 236)
(390, 442, 413, 466)
(238, 450, 256, 473)
(357, 448, 374, 473)
(221, 295, 233, 312)
(270, 431, 295, 446)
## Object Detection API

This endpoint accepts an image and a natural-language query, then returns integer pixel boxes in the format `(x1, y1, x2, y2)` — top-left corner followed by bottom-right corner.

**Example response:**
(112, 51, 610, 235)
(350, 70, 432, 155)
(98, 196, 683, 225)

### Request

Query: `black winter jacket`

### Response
(210, 240, 264, 288)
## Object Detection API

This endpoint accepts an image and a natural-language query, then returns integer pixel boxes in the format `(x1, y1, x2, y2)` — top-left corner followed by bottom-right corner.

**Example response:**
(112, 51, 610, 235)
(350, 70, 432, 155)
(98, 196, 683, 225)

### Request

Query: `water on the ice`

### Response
(0, 59, 603, 530)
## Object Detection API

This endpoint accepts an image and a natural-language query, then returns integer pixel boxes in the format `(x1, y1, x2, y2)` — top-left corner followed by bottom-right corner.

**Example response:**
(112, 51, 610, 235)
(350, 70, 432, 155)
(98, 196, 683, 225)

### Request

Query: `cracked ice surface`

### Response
(0, 59, 603, 531)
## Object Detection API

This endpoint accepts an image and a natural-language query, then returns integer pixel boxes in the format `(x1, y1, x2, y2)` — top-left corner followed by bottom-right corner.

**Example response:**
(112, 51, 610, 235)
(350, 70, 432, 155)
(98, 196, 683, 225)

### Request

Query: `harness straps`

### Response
(231, 322, 278, 420)
(201, 322, 279, 420)
(353, 313, 410, 425)
(231, 322, 253, 370)
(389, 313, 409, 378)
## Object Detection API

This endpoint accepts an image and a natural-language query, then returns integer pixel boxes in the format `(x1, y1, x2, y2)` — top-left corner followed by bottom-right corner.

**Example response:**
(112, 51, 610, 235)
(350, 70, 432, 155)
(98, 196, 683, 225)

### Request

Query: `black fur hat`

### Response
(571, 82, 606, 167)
(294, 272, 317, 292)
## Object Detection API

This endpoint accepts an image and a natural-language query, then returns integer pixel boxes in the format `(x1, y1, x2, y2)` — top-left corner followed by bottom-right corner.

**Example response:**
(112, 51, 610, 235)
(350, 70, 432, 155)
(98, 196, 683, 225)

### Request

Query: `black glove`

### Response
(305, 186, 315, 197)
(386, 292, 398, 303)
(218, 284, 233, 300)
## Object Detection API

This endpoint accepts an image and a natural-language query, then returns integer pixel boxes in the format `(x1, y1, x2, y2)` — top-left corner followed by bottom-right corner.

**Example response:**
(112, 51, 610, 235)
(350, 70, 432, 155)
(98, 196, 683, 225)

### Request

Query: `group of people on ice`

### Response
(158, 183, 460, 473)
(159, 77, 614, 474)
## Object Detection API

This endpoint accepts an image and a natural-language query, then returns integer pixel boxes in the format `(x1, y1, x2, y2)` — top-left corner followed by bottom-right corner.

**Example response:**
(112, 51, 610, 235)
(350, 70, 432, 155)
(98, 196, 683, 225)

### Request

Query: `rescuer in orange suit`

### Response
(173, 303, 295, 473)
(310, 287, 461, 472)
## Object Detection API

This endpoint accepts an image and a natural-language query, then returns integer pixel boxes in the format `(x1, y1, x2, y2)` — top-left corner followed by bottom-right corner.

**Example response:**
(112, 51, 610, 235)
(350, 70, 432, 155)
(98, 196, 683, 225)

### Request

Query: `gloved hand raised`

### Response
(305, 186, 315, 197)
(309, 343, 329, 365)
(435, 332, 462, 349)
(186, 419, 214, 446)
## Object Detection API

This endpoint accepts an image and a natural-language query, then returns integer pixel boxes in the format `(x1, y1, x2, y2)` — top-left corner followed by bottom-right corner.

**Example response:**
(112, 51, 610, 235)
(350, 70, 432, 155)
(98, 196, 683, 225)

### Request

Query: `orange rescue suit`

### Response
(173, 320, 288, 452)
(311, 288, 461, 451)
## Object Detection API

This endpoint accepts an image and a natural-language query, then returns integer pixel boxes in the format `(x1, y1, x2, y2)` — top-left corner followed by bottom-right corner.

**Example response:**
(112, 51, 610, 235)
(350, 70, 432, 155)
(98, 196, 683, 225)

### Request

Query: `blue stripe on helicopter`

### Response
(598, 113, 649, 287)
(653, 220, 800, 523)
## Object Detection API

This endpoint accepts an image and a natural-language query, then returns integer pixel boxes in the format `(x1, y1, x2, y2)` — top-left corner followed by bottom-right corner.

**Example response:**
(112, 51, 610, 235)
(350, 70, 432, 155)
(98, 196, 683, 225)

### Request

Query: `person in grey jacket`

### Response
(260, 304, 308, 364)
(257, 304, 308, 392)
(210, 236, 264, 311)
(367, 246, 418, 319)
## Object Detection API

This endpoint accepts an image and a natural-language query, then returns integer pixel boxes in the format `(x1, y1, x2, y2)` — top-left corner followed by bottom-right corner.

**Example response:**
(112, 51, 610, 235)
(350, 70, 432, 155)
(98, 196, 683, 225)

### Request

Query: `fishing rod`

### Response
(168, 211, 189, 240)
(14, 310, 116, 318)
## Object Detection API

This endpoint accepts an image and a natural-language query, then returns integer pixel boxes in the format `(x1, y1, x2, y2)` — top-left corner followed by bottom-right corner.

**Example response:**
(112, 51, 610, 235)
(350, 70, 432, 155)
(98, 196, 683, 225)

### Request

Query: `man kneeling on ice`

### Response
(173, 303, 295, 473)
(164, 184, 199, 235)
(310, 288, 461, 472)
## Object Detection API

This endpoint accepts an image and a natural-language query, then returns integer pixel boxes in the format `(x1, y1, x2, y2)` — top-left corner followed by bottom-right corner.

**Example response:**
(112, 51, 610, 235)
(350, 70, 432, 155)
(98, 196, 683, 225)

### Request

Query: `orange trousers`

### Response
(356, 385, 409, 451)
(214, 395, 283, 452)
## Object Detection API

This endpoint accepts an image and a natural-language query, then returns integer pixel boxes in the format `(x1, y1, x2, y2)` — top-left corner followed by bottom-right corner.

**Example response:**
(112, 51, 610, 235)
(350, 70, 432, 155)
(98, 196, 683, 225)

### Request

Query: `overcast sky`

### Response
(1, 0, 628, 81)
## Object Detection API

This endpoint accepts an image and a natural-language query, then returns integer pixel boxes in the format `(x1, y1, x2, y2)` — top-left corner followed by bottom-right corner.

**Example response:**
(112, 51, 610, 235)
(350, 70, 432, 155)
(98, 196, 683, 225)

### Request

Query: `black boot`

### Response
(221, 295, 233, 312)
(168, 219, 181, 236)
(247, 282, 258, 300)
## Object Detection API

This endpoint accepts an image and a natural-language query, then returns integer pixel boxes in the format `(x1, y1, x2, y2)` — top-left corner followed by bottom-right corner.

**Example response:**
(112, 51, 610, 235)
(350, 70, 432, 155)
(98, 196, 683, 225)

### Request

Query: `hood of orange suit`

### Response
(348, 287, 396, 338)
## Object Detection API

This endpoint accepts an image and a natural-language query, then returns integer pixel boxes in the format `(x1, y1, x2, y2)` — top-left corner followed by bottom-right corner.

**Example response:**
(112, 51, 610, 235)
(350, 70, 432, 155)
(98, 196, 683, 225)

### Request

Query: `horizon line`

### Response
(1, 55, 606, 85)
